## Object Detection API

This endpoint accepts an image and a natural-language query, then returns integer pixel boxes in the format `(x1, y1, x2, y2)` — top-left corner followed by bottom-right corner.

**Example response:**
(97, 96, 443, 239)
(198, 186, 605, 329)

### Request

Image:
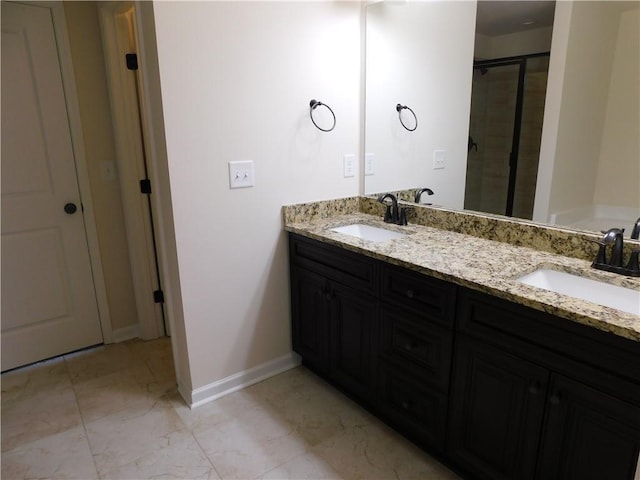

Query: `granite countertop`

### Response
(285, 211, 640, 342)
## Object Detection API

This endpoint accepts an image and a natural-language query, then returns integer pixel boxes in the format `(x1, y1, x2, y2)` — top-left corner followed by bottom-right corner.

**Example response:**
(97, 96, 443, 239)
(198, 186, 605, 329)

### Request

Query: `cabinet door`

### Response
(329, 281, 378, 402)
(448, 336, 548, 480)
(290, 266, 329, 373)
(536, 374, 640, 480)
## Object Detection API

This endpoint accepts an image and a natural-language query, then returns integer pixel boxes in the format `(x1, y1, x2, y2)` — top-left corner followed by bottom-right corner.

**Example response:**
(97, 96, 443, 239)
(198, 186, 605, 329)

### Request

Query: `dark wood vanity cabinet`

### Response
(289, 233, 640, 480)
(448, 336, 548, 480)
(450, 289, 640, 480)
(377, 265, 457, 451)
(536, 374, 640, 480)
(290, 267, 330, 373)
(289, 235, 379, 403)
(289, 234, 456, 437)
(326, 280, 378, 401)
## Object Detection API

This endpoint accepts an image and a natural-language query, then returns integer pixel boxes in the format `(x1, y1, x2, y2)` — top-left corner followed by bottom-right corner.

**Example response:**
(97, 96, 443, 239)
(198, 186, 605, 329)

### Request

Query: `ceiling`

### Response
(475, 1, 556, 36)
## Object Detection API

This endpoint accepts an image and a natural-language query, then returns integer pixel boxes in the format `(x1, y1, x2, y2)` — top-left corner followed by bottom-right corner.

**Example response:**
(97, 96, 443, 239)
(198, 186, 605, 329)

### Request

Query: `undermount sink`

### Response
(330, 223, 407, 243)
(516, 268, 640, 316)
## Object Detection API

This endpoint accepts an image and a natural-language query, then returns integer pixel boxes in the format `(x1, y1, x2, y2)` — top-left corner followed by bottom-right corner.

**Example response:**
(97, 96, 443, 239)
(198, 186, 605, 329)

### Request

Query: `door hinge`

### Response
(153, 289, 164, 303)
(126, 53, 138, 71)
(140, 179, 152, 194)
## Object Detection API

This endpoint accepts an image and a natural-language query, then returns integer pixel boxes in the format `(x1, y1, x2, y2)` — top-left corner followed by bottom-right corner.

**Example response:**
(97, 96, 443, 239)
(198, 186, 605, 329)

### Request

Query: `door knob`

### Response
(64, 203, 77, 215)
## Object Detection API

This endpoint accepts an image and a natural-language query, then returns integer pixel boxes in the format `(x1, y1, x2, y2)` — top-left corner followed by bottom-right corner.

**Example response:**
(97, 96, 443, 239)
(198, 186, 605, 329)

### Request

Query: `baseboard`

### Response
(188, 351, 301, 409)
(111, 324, 140, 343)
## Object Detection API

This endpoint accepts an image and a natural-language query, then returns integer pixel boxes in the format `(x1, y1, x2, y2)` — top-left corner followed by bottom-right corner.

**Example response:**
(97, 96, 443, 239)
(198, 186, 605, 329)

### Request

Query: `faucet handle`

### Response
(631, 217, 640, 240)
(383, 205, 393, 223)
(588, 238, 608, 265)
(625, 248, 640, 275)
(398, 207, 408, 226)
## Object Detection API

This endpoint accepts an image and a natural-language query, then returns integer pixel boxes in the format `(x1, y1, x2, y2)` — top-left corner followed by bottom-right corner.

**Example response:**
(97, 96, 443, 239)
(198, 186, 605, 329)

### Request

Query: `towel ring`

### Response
(309, 99, 336, 132)
(396, 104, 417, 131)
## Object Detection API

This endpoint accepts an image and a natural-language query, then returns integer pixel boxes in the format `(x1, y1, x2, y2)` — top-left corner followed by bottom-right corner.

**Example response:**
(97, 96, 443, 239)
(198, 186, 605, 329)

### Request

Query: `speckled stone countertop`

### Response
(283, 197, 640, 342)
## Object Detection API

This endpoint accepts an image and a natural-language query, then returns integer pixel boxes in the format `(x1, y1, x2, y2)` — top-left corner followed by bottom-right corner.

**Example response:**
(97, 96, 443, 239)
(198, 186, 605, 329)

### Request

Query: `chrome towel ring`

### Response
(309, 99, 336, 132)
(396, 104, 417, 131)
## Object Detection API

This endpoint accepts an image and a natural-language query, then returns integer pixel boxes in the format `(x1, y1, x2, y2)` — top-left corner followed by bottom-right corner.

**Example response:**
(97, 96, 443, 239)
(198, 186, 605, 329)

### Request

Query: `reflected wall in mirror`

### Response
(364, 0, 639, 236)
(364, 1, 477, 209)
(534, 1, 639, 235)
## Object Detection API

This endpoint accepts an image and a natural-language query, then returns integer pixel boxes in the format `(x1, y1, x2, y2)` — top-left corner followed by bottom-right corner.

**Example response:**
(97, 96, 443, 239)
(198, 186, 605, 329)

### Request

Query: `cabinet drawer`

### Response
(289, 234, 378, 292)
(457, 288, 640, 387)
(379, 304, 453, 392)
(378, 361, 448, 451)
(381, 264, 456, 325)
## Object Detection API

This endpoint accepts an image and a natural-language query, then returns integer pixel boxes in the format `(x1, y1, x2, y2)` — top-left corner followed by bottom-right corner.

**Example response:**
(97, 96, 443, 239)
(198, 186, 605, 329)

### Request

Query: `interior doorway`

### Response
(1, 1, 169, 371)
(1, 1, 105, 370)
(99, 1, 168, 339)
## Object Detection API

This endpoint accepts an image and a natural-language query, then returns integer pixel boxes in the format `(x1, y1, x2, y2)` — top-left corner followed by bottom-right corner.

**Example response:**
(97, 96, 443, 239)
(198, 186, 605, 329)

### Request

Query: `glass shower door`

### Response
(464, 54, 549, 220)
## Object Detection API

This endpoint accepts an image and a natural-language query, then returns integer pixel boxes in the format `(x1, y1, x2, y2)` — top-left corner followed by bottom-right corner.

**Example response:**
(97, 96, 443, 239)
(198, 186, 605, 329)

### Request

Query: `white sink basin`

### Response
(517, 268, 640, 316)
(330, 223, 407, 243)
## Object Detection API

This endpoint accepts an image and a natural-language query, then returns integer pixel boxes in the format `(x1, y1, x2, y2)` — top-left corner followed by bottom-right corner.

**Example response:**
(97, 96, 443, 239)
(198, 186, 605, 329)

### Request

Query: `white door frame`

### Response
(99, 1, 165, 340)
(16, 1, 115, 343)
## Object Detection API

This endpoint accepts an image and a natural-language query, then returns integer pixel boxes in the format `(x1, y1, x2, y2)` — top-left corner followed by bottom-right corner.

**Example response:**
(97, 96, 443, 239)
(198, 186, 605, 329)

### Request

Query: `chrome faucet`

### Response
(414, 188, 434, 204)
(377, 193, 407, 225)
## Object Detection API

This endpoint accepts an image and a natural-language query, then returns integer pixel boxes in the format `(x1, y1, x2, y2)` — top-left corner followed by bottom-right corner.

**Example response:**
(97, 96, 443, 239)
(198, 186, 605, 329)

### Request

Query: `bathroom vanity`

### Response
(285, 197, 640, 480)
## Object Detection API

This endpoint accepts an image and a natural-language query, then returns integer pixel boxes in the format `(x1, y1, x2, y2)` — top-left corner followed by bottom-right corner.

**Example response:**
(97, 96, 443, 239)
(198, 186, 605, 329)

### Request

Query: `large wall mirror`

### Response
(364, 0, 639, 236)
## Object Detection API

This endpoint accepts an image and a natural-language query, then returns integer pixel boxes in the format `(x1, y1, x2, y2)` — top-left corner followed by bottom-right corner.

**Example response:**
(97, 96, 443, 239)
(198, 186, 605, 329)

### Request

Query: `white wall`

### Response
(475, 26, 553, 59)
(364, 1, 477, 209)
(135, 1, 193, 397)
(535, 1, 638, 223)
(152, 1, 361, 396)
(594, 6, 640, 210)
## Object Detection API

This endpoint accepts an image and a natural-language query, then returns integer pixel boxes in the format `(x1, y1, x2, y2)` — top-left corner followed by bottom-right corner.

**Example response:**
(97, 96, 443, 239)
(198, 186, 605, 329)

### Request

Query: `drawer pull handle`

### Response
(406, 289, 414, 299)
(401, 400, 411, 410)
(528, 382, 540, 395)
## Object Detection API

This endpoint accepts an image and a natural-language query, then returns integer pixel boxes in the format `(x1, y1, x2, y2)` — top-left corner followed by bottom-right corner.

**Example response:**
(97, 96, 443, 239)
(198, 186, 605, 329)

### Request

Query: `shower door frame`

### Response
(472, 51, 550, 217)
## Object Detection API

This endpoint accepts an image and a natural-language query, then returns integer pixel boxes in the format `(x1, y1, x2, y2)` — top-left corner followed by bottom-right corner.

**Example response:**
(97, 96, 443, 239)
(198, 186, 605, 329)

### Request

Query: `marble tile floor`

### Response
(1, 338, 460, 479)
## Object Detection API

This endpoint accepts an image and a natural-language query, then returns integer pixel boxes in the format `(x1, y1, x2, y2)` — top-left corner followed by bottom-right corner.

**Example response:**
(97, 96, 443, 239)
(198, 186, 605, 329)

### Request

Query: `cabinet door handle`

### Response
(406, 289, 414, 299)
(528, 381, 540, 395)
(549, 391, 562, 405)
(403, 340, 419, 352)
(401, 400, 411, 410)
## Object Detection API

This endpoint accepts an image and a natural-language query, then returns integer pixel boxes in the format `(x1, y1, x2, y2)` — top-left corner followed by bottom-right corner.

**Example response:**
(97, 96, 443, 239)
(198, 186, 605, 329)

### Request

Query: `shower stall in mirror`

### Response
(464, 53, 550, 219)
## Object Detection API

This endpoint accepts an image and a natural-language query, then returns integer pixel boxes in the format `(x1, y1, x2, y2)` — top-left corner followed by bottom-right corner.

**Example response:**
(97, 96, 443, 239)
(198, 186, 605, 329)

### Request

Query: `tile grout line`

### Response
(63, 353, 102, 479)
(189, 427, 225, 480)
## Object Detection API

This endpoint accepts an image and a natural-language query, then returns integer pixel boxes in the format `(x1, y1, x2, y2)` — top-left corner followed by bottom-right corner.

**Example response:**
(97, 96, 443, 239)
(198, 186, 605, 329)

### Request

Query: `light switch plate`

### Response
(365, 153, 375, 176)
(229, 160, 255, 188)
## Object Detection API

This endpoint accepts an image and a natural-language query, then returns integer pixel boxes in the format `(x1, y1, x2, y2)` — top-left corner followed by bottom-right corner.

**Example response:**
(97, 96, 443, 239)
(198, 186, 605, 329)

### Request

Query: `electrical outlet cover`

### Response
(365, 153, 374, 176)
(343, 154, 355, 178)
(433, 150, 446, 170)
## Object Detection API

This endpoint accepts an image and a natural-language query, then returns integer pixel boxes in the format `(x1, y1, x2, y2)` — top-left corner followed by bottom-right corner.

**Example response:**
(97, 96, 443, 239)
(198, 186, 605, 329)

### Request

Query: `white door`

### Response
(1, 2, 103, 370)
